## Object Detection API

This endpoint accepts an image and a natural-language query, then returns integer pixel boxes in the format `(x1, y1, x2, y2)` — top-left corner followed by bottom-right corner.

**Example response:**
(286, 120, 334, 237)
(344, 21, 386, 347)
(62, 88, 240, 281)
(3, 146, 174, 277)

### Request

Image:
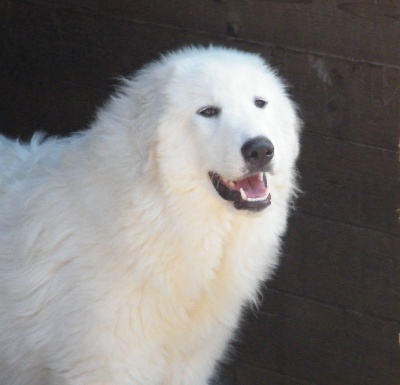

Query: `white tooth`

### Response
(263, 173, 267, 185)
(240, 188, 248, 200)
(251, 192, 269, 202)
(258, 173, 263, 181)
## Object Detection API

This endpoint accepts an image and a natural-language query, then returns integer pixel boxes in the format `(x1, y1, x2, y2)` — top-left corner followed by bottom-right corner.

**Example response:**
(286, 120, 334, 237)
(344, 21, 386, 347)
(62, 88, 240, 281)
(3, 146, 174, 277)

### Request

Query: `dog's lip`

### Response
(209, 171, 271, 212)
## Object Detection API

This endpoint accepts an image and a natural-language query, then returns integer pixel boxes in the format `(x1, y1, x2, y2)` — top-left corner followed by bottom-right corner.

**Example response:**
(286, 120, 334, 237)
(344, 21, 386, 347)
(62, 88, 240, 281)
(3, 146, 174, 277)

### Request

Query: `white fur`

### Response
(0, 46, 300, 385)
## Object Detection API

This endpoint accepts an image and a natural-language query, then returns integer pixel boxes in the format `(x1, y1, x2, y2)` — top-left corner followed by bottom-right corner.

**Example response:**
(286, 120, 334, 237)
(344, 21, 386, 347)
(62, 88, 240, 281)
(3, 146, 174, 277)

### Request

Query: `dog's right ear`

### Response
(122, 59, 175, 173)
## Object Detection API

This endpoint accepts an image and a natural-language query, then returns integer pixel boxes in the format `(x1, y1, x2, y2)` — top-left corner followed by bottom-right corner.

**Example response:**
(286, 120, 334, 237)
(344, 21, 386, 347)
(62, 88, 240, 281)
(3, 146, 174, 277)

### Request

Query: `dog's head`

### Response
(123, 46, 300, 214)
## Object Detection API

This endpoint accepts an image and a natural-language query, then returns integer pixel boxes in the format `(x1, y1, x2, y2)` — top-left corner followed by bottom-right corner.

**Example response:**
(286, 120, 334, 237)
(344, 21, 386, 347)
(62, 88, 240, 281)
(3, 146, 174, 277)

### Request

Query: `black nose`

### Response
(241, 136, 274, 167)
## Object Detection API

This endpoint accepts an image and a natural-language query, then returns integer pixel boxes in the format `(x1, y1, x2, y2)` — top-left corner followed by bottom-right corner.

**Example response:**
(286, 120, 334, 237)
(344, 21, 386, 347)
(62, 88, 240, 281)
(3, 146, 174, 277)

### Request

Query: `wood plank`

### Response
(213, 362, 320, 385)
(269, 213, 400, 321)
(234, 363, 319, 385)
(278, 52, 400, 151)
(0, 70, 108, 140)
(1, 2, 398, 150)
(236, 290, 400, 385)
(21, 0, 400, 67)
(296, 133, 399, 234)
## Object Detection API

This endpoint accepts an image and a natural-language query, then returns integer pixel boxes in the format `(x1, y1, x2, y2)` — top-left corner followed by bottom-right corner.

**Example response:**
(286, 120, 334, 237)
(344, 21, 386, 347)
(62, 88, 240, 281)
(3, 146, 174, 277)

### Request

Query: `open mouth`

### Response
(209, 171, 271, 212)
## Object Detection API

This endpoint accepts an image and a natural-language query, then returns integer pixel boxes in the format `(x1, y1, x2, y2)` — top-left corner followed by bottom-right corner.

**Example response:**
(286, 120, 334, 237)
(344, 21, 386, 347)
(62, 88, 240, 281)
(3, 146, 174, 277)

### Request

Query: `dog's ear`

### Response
(99, 60, 175, 168)
(121, 60, 177, 175)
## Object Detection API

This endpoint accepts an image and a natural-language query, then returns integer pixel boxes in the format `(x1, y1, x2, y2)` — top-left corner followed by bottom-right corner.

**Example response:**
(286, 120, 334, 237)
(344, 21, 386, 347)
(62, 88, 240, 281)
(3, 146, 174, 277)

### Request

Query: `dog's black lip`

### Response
(209, 172, 271, 211)
(233, 196, 271, 212)
(209, 172, 241, 202)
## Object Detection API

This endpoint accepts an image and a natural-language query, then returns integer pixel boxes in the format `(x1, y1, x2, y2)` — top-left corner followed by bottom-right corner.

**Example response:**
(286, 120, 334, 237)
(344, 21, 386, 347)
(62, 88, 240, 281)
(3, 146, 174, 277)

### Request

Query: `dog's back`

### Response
(0, 134, 71, 195)
(0, 135, 28, 193)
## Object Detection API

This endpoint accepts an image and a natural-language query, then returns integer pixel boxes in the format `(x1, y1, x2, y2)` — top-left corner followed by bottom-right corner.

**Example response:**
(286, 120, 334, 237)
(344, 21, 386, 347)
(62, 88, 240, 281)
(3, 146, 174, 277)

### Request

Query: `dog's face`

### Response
(152, 47, 300, 213)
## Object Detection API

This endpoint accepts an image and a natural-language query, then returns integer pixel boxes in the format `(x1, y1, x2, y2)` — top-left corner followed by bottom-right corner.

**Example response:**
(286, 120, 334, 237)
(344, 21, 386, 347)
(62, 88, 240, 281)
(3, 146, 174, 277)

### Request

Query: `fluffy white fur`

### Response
(0, 46, 300, 385)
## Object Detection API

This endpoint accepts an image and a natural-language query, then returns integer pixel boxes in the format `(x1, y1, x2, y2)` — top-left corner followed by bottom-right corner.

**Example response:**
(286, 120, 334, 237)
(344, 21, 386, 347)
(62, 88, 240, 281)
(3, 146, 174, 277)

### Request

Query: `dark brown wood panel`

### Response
(235, 290, 400, 385)
(0, 2, 158, 88)
(278, 52, 400, 151)
(21, 0, 400, 67)
(234, 364, 319, 385)
(217, 362, 320, 385)
(0, 69, 108, 140)
(269, 213, 400, 321)
(297, 133, 399, 234)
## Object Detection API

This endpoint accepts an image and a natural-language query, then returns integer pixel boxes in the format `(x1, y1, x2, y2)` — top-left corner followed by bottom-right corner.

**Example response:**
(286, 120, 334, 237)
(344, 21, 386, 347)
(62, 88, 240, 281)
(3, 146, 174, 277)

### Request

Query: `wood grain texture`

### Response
(236, 289, 400, 385)
(297, 133, 399, 234)
(15, 0, 400, 67)
(0, 70, 108, 140)
(270, 213, 400, 322)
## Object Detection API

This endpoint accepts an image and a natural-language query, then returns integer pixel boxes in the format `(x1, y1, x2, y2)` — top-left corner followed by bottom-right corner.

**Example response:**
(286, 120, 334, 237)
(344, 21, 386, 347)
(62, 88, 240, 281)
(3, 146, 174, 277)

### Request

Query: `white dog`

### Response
(0, 46, 300, 385)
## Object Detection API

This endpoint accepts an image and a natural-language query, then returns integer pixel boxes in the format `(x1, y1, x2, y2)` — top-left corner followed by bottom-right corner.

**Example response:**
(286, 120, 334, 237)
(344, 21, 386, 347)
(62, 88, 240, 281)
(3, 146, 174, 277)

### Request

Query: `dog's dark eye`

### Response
(254, 98, 267, 109)
(197, 106, 221, 118)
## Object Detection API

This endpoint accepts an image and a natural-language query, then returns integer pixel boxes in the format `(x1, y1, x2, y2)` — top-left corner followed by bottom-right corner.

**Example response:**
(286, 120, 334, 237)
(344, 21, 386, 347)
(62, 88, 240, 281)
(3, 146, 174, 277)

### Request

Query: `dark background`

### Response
(1, 1, 399, 384)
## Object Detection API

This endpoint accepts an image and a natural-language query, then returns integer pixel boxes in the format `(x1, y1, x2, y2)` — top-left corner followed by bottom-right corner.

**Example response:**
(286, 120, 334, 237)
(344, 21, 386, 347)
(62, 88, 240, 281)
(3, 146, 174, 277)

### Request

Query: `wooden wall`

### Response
(1, 1, 399, 384)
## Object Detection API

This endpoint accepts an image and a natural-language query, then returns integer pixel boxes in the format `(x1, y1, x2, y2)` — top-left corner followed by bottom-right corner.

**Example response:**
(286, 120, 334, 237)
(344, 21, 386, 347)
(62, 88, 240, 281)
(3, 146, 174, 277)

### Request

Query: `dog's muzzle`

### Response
(209, 136, 273, 212)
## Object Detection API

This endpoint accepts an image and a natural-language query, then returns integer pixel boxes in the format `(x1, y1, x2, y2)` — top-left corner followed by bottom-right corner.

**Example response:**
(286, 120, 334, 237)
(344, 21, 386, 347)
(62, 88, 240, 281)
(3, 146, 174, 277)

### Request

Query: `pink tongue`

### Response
(235, 175, 267, 198)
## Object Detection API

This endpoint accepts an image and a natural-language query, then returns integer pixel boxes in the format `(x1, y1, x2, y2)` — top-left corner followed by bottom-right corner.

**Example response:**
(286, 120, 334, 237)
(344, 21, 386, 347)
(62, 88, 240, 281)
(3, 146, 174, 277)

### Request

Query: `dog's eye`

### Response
(254, 98, 267, 109)
(197, 106, 221, 118)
